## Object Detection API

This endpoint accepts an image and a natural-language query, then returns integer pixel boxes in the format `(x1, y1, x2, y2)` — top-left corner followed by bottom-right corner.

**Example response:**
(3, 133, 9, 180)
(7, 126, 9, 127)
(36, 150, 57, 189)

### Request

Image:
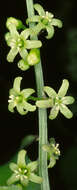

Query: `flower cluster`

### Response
(8, 77, 36, 115)
(26, 3, 62, 39)
(36, 79, 75, 119)
(7, 150, 42, 186)
(43, 138, 60, 168)
(5, 17, 41, 70)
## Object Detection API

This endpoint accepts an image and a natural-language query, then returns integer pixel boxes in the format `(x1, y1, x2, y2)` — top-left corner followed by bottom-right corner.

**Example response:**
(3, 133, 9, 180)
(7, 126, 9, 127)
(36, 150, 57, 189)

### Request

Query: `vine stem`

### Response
(26, 0, 50, 190)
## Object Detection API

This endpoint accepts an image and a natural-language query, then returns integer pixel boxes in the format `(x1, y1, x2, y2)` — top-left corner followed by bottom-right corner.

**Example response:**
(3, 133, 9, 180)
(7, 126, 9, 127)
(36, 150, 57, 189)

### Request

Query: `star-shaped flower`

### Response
(36, 79, 75, 119)
(26, 3, 62, 39)
(7, 150, 42, 186)
(5, 21, 42, 63)
(8, 77, 36, 115)
(43, 138, 60, 168)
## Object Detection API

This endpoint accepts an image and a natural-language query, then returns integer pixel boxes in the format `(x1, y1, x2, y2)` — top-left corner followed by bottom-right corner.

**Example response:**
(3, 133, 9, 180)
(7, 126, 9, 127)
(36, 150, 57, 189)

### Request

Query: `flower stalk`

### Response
(26, 0, 50, 190)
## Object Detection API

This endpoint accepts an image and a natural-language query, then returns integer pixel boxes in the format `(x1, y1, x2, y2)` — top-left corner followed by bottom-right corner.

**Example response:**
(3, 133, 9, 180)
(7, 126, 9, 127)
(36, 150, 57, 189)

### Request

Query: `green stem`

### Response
(26, 1, 50, 190)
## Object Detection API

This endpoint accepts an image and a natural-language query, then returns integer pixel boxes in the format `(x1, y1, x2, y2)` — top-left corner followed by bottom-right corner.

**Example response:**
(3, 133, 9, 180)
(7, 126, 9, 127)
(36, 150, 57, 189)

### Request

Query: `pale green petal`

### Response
(30, 23, 44, 37)
(20, 175, 29, 186)
(9, 163, 18, 172)
(7, 48, 18, 62)
(23, 101, 36, 112)
(18, 59, 30, 71)
(26, 16, 40, 24)
(51, 18, 63, 28)
(49, 105, 59, 120)
(17, 150, 27, 168)
(44, 86, 57, 98)
(34, 4, 45, 16)
(48, 157, 56, 168)
(29, 173, 43, 184)
(7, 173, 19, 185)
(8, 102, 14, 113)
(16, 103, 28, 115)
(19, 48, 28, 60)
(20, 29, 30, 39)
(27, 161, 38, 172)
(62, 96, 75, 105)
(26, 40, 42, 49)
(60, 104, 73, 119)
(13, 77, 22, 93)
(46, 26, 54, 39)
(5, 32, 11, 43)
(6, 17, 24, 30)
(58, 79, 69, 98)
(9, 88, 17, 96)
(36, 99, 53, 108)
(21, 88, 35, 98)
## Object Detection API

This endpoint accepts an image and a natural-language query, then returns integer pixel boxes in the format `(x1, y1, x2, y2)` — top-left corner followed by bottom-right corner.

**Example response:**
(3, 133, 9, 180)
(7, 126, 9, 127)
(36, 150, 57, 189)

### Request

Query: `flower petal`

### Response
(19, 48, 28, 60)
(8, 102, 15, 113)
(44, 86, 57, 98)
(60, 104, 73, 119)
(46, 26, 54, 39)
(58, 79, 69, 98)
(29, 173, 43, 184)
(34, 4, 45, 16)
(51, 18, 63, 28)
(16, 103, 28, 115)
(23, 101, 36, 112)
(36, 99, 53, 108)
(21, 88, 35, 98)
(13, 77, 22, 93)
(20, 175, 29, 186)
(7, 48, 18, 62)
(26, 40, 42, 49)
(49, 105, 59, 120)
(18, 59, 30, 71)
(20, 29, 30, 39)
(26, 16, 40, 24)
(62, 96, 75, 105)
(7, 173, 19, 185)
(9, 163, 18, 172)
(27, 161, 38, 172)
(17, 150, 27, 168)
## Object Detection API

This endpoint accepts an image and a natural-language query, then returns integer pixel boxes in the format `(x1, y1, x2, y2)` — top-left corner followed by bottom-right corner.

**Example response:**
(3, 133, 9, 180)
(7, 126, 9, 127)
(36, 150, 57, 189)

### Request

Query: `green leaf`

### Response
(34, 4, 45, 16)
(13, 77, 22, 93)
(26, 40, 42, 49)
(7, 48, 18, 62)
(46, 26, 54, 39)
(20, 135, 37, 149)
(44, 86, 57, 98)
(0, 185, 22, 190)
(49, 105, 59, 120)
(58, 79, 69, 98)
(36, 99, 53, 108)
(60, 104, 73, 119)
(62, 96, 75, 105)
(23, 182, 41, 190)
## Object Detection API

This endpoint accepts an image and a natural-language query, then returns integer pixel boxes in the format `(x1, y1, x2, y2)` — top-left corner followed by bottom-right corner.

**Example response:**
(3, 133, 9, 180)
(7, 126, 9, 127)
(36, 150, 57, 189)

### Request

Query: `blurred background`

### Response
(0, 0, 77, 190)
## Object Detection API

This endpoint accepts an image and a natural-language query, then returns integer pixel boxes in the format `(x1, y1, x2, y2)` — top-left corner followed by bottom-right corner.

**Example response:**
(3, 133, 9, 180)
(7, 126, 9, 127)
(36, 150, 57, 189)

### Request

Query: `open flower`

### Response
(26, 3, 62, 39)
(5, 21, 42, 63)
(7, 150, 42, 186)
(36, 79, 75, 119)
(43, 138, 60, 168)
(8, 77, 36, 115)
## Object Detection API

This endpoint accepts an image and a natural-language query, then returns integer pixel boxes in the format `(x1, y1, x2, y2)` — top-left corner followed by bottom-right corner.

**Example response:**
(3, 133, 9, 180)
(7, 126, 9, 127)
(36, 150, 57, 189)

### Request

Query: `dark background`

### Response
(0, 0, 77, 190)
